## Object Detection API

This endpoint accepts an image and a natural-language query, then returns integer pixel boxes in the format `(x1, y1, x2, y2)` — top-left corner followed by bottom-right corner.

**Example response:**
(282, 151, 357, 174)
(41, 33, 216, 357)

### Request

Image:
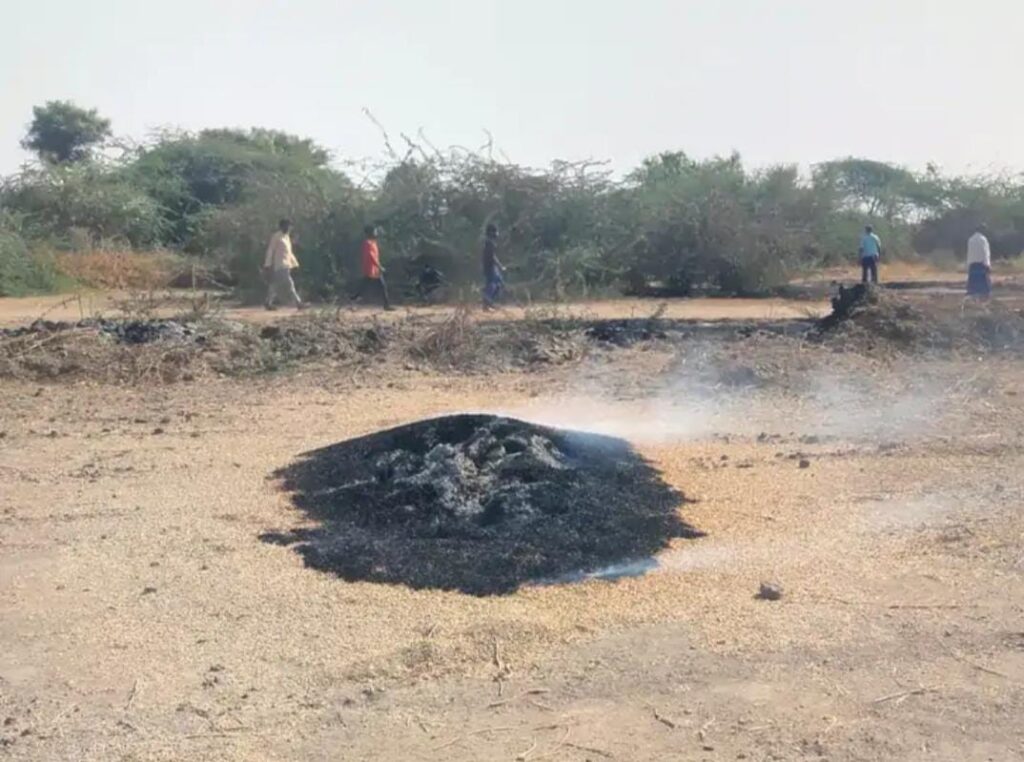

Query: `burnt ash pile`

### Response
(814, 283, 1024, 354)
(584, 318, 668, 347)
(266, 414, 699, 595)
(815, 284, 929, 346)
(0, 318, 201, 344)
(100, 319, 197, 344)
(0, 312, 591, 383)
(0, 315, 385, 382)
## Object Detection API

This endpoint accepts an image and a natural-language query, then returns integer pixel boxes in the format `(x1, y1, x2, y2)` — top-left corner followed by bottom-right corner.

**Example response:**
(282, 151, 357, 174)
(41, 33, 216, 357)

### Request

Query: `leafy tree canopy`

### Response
(21, 101, 112, 164)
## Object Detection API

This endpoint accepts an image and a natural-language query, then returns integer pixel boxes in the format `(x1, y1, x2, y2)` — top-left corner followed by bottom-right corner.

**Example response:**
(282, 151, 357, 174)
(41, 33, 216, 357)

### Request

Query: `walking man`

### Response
(966, 224, 992, 299)
(263, 218, 303, 310)
(481, 224, 504, 310)
(352, 225, 393, 310)
(859, 225, 882, 284)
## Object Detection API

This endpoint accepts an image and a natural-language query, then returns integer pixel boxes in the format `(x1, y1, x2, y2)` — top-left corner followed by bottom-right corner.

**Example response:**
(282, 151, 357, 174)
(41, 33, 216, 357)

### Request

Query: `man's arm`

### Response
(264, 236, 275, 269)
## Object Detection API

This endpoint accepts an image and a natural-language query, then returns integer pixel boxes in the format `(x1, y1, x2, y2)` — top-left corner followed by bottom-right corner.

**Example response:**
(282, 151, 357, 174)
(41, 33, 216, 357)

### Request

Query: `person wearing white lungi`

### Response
(966, 225, 992, 299)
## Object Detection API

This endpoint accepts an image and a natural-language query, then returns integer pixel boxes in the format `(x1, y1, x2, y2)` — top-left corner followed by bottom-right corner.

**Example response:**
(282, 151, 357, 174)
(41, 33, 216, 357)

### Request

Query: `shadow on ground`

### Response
(263, 414, 701, 595)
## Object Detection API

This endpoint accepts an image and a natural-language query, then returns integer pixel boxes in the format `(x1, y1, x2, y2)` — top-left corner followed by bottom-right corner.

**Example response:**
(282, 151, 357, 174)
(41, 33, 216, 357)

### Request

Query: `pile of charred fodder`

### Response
(813, 283, 1024, 354)
(266, 414, 699, 595)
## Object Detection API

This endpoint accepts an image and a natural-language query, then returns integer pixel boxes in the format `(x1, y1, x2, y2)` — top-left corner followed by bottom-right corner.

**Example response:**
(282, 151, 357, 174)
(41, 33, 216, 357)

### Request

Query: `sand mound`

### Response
(266, 414, 699, 595)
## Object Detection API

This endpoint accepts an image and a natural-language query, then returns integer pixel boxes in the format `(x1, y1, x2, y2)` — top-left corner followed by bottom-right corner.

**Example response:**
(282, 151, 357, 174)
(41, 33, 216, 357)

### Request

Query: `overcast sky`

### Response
(4, 0, 1023, 176)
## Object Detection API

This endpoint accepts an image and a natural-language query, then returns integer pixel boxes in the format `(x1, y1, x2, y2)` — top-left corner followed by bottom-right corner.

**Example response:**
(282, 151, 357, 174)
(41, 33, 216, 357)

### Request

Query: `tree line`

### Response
(2, 100, 1023, 299)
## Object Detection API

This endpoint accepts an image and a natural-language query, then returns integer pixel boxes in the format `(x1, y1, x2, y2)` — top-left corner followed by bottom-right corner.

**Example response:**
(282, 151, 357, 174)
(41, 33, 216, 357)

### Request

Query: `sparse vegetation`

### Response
(50, 248, 182, 290)
(3, 103, 1024, 302)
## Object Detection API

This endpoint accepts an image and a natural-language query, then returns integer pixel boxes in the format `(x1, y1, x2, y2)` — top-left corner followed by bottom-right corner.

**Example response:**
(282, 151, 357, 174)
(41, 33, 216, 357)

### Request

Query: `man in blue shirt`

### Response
(859, 225, 882, 284)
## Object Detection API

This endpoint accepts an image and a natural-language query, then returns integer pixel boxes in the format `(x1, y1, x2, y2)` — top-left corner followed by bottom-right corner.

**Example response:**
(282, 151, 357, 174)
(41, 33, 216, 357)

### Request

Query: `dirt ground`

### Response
(2, 285, 1024, 761)
(0, 290, 829, 328)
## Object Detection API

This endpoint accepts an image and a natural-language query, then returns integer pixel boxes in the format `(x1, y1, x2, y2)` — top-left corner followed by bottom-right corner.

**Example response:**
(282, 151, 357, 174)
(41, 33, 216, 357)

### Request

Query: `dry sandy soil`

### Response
(0, 291, 829, 328)
(1, 285, 1023, 761)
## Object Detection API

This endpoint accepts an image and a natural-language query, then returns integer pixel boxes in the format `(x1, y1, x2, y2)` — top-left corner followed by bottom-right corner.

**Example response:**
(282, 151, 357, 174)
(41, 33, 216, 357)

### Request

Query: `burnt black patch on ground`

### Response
(583, 319, 668, 347)
(0, 315, 389, 383)
(267, 414, 699, 595)
(2, 309, 810, 385)
(0, 318, 201, 344)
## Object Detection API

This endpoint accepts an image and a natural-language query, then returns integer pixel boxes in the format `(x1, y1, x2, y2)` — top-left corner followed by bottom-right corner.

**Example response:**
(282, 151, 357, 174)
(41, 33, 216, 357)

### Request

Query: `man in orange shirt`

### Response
(351, 225, 393, 310)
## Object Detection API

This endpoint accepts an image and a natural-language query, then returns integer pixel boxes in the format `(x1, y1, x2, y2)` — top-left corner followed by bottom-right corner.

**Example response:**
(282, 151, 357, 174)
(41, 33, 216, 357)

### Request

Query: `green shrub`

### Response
(0, 227, 59, 296)
(2, 163, 166, 248)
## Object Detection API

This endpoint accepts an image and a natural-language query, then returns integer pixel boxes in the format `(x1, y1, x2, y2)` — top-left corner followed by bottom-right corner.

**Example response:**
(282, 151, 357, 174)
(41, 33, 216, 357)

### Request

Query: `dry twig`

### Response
(433, 725, 517, 751)
(564, 741, 614, 758)
(493, 638, 505, 671)
(872, 687, 933, 705)
(123, 679, 138, 711)
(488, 689, 550, 709)
(515, 738, 538, 760)
(935, 638, 1013, 680)
(532, 726, 572, 760)
(698, 717, 716, 742)
(651, 707, 677, 729)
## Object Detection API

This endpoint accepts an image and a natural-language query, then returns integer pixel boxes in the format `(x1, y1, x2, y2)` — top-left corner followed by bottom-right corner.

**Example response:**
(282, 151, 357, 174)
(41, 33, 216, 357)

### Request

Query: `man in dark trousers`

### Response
(858, 225, 882, 284)
(481, 223, 504, 310)
(352, 225, 393, 310)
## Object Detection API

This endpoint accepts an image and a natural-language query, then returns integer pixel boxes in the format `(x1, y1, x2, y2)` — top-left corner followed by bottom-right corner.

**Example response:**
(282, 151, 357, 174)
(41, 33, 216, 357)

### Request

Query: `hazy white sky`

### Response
(4, 0, 1023, 176)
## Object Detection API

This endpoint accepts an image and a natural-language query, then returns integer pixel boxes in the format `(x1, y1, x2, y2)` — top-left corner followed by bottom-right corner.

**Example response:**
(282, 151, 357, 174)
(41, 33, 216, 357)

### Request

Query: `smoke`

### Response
(499, 351, 952, 446)
(530, 539, 787, 586)
(498, 342, 979, 589)
(498, 342, 759, 442)
(799, 371, 946, 440)
(501, 395, 729, 443)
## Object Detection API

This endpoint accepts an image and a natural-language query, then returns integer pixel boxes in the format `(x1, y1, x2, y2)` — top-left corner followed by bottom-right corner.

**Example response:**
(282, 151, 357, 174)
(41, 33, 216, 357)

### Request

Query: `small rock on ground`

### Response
(756, 582, 784, 601)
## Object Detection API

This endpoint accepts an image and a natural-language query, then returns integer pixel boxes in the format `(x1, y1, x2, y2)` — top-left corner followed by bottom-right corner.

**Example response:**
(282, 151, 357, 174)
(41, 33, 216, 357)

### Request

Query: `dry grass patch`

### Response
(53, 248, 183, 290)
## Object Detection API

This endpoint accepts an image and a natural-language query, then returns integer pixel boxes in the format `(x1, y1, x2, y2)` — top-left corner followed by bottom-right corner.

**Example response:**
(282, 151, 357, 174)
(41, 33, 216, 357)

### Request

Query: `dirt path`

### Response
(0, 290, 830, 328)
(2, 334, 1023, 760)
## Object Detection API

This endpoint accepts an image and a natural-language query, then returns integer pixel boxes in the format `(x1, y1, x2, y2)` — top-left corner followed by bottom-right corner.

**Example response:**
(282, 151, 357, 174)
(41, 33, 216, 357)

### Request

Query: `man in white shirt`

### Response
(263, 218, 303, 310)
(966, 224, 992, 299)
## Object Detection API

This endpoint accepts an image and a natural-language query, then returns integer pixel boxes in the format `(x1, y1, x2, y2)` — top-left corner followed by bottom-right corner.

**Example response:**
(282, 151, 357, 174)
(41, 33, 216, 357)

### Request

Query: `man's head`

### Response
(485, 223, 498, 239)
(364, 225, 377, 239)
(865, 225, 874, 234)
(279, 218, 292, 233)
(974, 222, 987, 235)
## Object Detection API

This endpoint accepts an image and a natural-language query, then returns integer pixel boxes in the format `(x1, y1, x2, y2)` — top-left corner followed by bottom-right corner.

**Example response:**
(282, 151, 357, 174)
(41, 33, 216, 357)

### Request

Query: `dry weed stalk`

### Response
(410, 305, 476, 366)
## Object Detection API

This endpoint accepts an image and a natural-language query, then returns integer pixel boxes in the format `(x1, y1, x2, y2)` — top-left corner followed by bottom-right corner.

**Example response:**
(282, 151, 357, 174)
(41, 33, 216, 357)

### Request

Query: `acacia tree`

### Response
(812, 158, 927, 221)
(21, 101, 112, 164)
